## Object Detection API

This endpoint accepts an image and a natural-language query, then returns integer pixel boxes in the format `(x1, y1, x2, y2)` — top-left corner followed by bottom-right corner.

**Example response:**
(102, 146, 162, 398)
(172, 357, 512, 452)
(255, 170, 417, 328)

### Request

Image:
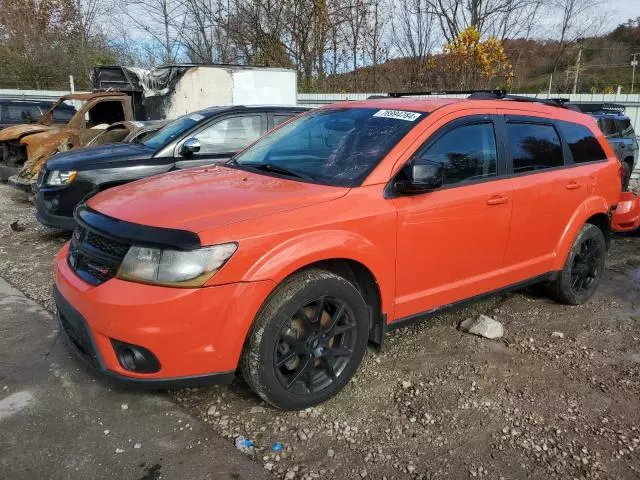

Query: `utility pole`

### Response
(548, 74, 553, 95)
(572, 47, 582, 94)
(632, 53, 639, 94)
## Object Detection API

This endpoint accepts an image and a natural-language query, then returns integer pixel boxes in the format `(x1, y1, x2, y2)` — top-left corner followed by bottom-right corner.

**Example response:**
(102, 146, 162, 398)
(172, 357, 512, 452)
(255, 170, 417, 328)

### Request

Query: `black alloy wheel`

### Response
(569, 237, 603, 296)
(242, 269, 369, 410)
(548, 223, 606, 305)
(274, 296, 357, 395)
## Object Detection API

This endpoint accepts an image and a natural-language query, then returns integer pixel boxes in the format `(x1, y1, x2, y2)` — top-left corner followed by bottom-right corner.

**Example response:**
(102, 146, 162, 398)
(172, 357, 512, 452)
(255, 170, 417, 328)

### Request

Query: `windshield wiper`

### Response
(246, 163, 314, 181)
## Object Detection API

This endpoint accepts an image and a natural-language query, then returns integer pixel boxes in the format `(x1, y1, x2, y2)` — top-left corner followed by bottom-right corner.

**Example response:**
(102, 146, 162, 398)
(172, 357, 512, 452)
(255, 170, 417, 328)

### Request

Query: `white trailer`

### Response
(92, 64, 298, 120)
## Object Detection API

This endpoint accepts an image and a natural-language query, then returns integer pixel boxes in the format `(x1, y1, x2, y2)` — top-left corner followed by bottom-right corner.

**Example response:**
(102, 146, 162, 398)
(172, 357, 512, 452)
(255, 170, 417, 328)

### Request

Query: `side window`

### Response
(7, 104, 40, 123)
(273, 115, 293, 127)
(414, 122, 498, 186)
(557, 121, 606, 163)
(615, 118, 634, 137)
(598, 118, 617, 137)
(86, 101, 125, 128)
(507, 123, 563, 173)
(193, 115, 262, 155)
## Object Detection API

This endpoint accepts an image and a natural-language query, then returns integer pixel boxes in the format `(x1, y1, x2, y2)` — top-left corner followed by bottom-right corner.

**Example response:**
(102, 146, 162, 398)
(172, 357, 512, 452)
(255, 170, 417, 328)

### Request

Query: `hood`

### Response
(87, 165, 348, 233)
(47, 143, 154, 171)
(0, 124, 58, 141)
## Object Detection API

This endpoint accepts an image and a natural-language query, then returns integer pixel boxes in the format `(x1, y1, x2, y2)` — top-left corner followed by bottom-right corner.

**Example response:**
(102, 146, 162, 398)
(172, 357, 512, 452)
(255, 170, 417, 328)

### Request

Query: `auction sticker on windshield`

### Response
(373, 110, 421, 121)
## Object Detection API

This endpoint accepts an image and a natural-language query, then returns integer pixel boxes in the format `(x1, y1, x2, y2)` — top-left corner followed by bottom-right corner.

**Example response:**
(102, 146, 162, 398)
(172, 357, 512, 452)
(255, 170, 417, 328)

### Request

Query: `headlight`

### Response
(117, 243, 238, 287)
(46, 170, 77, 186)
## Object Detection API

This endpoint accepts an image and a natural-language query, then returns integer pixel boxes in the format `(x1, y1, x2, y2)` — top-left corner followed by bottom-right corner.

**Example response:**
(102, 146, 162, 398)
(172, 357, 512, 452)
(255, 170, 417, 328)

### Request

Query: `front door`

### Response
(392, 116, 513, 319)
(175, 113, 266, 169)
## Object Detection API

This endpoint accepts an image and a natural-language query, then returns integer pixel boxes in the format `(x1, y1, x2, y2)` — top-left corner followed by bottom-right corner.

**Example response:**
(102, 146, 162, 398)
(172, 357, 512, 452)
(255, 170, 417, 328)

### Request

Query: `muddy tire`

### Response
(241, 269, 369, 410)
(548, 223, 606, 305)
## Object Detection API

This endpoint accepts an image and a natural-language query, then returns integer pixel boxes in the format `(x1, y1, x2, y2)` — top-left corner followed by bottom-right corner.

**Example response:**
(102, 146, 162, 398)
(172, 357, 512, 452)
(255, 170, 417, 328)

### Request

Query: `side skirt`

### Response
(386, 272, 557, 332)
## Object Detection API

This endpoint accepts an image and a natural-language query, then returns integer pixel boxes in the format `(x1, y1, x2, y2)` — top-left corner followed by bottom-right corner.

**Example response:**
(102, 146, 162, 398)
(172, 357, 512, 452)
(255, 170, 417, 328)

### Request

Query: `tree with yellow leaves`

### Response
(443, 27, 513, 90)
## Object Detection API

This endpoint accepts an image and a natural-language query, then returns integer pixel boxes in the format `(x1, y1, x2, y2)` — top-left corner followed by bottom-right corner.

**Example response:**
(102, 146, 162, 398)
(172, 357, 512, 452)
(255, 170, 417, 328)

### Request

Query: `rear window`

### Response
(598, 118, 617, 136)
(273, 115, 294, 127)
(615, 118, 634, 137)
(5, 104, 41, 122)
(557, 121, 606, 163)
(507, 123, 564, 173)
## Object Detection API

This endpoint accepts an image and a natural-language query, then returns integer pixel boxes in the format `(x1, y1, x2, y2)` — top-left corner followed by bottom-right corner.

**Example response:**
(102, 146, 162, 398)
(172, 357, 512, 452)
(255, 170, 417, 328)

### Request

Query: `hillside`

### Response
(315, 18, 640, 94)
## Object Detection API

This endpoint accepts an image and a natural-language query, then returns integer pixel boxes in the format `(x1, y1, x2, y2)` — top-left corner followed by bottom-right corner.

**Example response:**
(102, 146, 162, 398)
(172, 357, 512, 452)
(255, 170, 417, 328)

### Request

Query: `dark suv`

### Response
(571, 103, 638, 190)
(35, 105, 308, 230)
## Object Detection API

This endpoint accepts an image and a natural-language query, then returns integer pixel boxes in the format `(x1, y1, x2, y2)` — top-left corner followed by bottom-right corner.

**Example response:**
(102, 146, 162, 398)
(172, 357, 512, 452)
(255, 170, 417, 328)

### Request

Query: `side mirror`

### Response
(181, 138, 201, 156)
(397, 161, 444, 193)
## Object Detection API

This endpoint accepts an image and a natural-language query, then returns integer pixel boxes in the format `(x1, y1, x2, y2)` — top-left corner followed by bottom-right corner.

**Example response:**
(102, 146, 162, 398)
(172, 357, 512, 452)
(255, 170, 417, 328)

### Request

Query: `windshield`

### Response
(143, 113, 204, 150)
(231, 107, 424, 187)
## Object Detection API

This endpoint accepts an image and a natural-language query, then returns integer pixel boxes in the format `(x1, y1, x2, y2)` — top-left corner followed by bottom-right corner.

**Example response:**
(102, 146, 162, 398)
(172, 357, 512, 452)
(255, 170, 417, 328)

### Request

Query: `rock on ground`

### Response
(458, 314, 504, 339)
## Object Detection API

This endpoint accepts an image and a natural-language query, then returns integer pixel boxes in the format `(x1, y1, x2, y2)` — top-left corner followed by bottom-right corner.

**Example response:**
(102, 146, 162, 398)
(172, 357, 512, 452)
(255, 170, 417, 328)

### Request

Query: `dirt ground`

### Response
(1, 182, 639, 480)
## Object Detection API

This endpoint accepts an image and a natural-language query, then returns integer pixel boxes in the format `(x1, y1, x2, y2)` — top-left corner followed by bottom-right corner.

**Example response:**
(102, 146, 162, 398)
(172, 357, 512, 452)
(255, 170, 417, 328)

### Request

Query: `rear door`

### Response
(174, 113, 266, 169)
(499, 114, 588, 280)
(268, 112, 299, 130)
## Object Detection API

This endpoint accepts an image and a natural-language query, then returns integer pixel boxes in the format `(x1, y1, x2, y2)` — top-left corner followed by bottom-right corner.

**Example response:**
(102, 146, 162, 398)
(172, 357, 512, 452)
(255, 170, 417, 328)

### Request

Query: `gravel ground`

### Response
(1, 182, 639, 479)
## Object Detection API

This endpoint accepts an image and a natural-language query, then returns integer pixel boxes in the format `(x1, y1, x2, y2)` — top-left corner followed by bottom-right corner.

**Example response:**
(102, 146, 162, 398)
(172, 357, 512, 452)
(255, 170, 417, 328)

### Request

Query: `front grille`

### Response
(86, 230, 130, 257)
(68, 225, 130, 285)
(58, 308, 100, 368)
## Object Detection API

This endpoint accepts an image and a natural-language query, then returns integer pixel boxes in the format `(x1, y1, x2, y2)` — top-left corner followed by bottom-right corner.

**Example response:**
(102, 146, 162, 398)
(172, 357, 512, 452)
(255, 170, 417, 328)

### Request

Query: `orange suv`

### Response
(54, 94, 624, 409)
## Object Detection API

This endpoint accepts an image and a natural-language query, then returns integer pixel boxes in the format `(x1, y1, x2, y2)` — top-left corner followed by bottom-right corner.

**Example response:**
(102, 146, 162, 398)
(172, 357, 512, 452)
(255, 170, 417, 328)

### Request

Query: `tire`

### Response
(241, 268, 369, 410)
(622, 161, 632, 192)
(548, 223, 606, 305)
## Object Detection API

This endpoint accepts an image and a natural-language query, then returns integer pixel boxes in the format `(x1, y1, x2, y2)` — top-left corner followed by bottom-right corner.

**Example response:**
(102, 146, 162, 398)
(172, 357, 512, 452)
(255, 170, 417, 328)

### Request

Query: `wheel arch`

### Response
(585, 212, 611, 249)
(282, 258, 386, 348)
(554, 196, 611, 270)
(241, 237, 391, 349)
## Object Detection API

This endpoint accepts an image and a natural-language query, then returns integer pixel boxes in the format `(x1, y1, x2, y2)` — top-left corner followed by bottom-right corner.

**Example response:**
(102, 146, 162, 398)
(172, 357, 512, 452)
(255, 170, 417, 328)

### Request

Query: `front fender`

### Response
(240, 230, 395, 317)
(553, 195, 610, 270)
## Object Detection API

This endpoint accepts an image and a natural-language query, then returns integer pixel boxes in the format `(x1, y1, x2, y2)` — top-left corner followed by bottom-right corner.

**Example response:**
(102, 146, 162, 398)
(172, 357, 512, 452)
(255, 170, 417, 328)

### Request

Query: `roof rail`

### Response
(567, 103, 626, 114)
(383, 90, 580, 110)
(387, 89, 506, 98)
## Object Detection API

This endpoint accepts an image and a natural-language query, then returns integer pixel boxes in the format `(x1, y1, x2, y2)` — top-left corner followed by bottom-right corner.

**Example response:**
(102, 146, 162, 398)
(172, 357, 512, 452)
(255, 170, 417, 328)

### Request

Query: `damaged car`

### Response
(0, 92, 134, 190)
(85, 120, 169, 147)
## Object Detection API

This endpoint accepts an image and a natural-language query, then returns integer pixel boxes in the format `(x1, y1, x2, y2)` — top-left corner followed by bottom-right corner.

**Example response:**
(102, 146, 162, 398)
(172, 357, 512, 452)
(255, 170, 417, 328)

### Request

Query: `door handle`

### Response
(486, 194, 510, 206)
(566, 181, 582, 190)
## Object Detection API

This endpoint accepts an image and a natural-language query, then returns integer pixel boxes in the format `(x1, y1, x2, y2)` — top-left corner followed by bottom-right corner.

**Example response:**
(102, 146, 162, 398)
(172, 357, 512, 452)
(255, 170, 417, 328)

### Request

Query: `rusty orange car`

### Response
(54, 93, 626, 409)
(0, 92, 134, 190)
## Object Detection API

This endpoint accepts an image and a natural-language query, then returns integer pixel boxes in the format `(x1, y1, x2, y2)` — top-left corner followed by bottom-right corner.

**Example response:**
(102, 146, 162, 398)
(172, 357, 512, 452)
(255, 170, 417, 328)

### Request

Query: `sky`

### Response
(608, 0, 640, 27)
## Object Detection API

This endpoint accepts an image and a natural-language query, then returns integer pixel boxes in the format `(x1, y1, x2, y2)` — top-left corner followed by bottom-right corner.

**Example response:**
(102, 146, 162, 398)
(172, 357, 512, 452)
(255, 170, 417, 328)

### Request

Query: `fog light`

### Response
(111, 340, 161, 373)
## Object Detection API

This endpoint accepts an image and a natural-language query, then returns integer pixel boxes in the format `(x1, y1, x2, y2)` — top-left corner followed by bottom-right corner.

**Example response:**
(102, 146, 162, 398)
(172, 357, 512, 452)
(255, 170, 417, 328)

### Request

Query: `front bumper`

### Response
(0, 165, 19, 182)
(35, 189, 76, 231)
(54, 244, 276, 385)
(7, 174, 33, 193)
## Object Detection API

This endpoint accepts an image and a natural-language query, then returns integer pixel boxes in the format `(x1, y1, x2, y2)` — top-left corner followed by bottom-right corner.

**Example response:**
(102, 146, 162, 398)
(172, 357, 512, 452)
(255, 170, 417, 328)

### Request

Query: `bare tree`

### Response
(547, 0, 606, 73)
(119, 0, 186, 64)
(426, 0, 543, 41)
(391, 0, 438, 89)
(342, 0, 369, 88)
